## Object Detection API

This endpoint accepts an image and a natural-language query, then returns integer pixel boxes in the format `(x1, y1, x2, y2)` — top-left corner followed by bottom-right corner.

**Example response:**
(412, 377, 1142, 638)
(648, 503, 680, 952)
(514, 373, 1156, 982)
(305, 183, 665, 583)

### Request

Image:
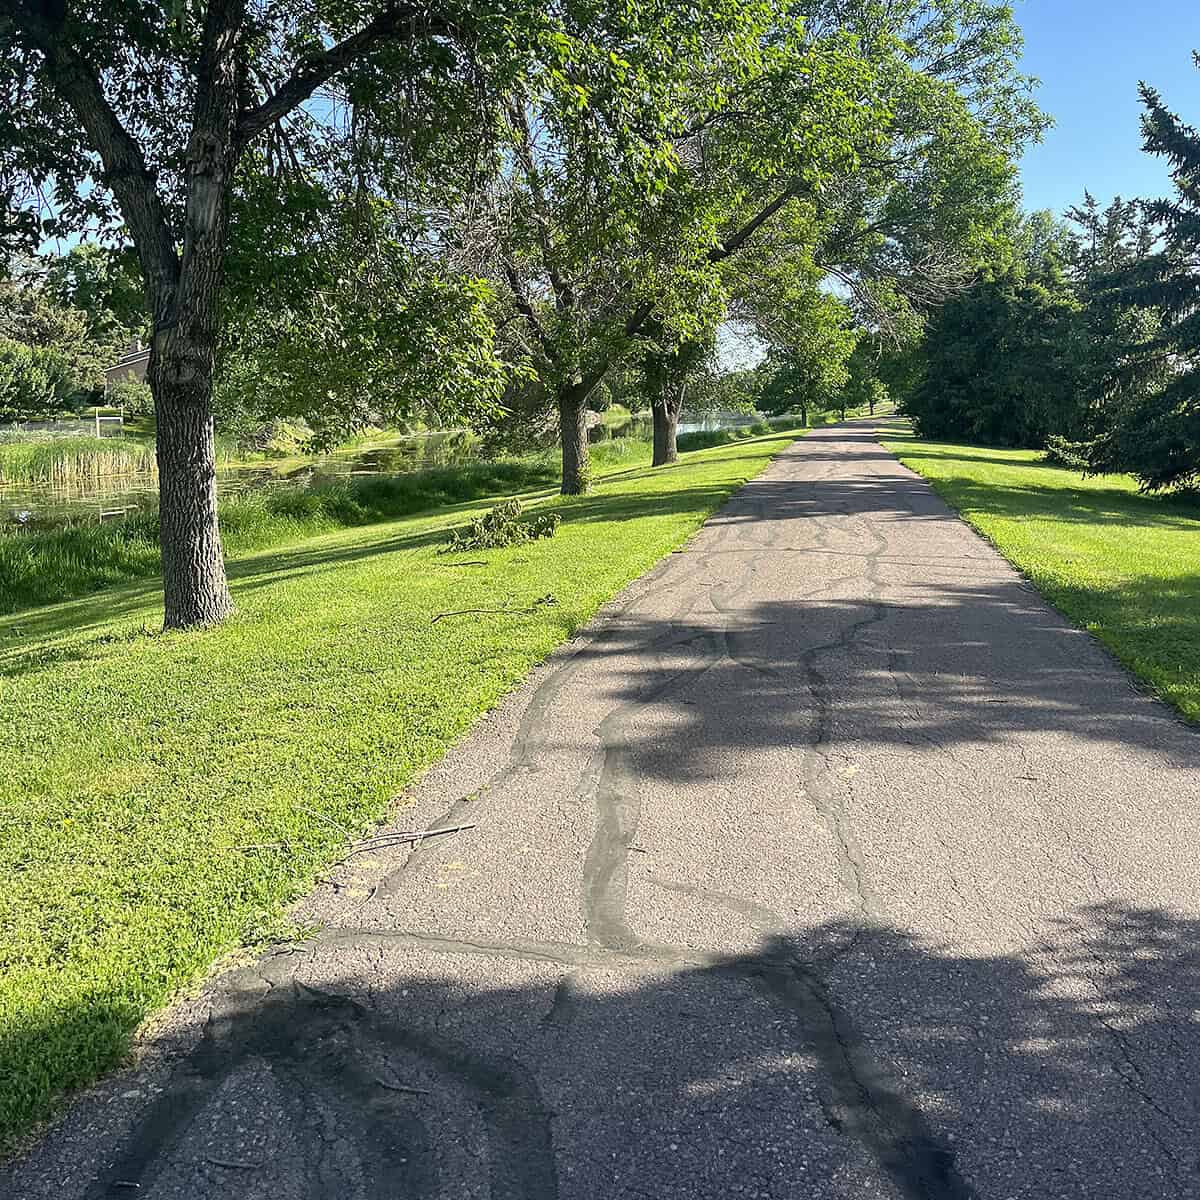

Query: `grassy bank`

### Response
(0, 455, 572, 614)
(884, 434, 1200, 722)
(0, 426, 803, 1150)
(0, 436, 658, 615)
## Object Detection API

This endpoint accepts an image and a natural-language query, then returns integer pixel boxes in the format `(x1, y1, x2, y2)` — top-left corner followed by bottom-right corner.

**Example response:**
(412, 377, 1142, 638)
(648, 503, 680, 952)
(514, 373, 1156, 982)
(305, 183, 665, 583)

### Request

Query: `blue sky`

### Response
(1016, 0, 1200, 216)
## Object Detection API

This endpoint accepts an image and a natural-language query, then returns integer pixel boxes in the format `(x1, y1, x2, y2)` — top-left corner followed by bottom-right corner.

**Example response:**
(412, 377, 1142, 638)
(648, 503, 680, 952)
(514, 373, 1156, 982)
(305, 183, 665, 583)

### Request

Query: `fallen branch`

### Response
(295, 803, 354, 843)
(432, 594, 557, 624)
(347, 823, 477, 856)
(432, 606, 514, 623)
(375, 1077, 432, 1096)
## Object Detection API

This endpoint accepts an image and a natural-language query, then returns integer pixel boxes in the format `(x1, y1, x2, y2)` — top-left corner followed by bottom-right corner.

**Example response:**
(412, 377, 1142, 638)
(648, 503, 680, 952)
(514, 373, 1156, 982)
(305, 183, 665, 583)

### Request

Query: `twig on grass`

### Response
(295, 803, 355, 844)
(432, 594, 557, 624)
(432, 606, 516, 623)
(375, 1077, 432, 1096)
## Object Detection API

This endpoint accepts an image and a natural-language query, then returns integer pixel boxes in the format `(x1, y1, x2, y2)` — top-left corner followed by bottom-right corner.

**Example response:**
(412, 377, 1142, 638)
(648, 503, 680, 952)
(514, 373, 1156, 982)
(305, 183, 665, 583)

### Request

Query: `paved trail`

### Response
(8, 420, 1200, 1200)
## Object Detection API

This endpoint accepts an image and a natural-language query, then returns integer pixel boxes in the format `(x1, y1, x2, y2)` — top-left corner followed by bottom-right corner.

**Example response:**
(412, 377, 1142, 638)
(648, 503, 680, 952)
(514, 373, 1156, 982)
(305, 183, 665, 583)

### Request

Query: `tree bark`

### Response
(651, 380, 684, 467)
(144, 0, 244, 628)
(150, 347, 232, 628)
(558, 385, 592, 495)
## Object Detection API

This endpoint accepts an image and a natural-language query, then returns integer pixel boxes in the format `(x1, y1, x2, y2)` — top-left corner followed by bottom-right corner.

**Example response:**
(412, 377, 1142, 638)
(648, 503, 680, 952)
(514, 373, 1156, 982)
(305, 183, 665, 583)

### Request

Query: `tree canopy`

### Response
(889, 56, 1200, 492)
(0, 0, 1051, 625)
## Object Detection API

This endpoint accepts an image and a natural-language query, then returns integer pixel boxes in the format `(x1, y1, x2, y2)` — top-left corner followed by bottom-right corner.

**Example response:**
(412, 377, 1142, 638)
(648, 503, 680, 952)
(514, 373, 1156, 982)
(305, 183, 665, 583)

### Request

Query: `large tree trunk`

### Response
(558, 384, 592, 495)
(148, 344, 232, 628)
(651, 380, 684, 467)
(150, 1, 243, 629)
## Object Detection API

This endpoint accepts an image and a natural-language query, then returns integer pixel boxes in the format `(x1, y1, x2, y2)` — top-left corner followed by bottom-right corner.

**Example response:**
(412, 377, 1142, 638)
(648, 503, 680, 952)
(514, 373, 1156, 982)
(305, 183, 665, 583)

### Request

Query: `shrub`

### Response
(676, 429, 732, 452)
(676, 422, 778, 453)
(107, 378, 154, 417)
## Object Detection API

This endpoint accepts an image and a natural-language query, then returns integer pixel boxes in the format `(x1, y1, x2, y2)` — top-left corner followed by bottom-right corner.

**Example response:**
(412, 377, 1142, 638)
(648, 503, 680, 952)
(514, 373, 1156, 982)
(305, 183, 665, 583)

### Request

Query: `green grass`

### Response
(884, 433, 1200, 723)
(0, 437, 157, 485)
(0, 427, 803, 1151)
(0, 455, 572, 614)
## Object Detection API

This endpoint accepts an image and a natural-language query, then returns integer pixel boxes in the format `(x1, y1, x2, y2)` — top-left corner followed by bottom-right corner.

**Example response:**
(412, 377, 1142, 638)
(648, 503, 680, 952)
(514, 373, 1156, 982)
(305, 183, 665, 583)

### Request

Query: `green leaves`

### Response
(0, 338, 75, 421)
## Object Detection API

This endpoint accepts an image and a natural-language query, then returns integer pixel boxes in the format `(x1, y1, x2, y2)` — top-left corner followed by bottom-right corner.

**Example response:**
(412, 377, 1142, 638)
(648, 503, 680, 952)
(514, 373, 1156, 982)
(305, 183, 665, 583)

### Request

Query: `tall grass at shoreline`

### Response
(0, 437, 157, 486)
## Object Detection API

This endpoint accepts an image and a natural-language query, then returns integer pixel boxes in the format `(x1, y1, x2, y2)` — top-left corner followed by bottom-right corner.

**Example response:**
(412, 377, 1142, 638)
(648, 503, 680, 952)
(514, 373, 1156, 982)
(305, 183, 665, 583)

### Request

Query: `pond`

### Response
(591, 410, 757, 442)
(0, 430, 480, 531)
(1, 411, 758, 531)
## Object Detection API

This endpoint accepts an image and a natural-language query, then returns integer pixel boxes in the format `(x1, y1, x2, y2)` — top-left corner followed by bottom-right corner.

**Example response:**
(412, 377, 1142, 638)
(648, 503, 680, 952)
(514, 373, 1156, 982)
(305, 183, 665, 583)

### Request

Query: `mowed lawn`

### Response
(0, 429, 802, 1150)
(884, 434, 1200, 723)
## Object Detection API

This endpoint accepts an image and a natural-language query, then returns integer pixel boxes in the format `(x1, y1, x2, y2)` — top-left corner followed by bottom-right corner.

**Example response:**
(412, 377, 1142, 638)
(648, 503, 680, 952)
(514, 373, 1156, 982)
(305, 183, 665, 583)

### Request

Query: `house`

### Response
(104, 340, 150, 390)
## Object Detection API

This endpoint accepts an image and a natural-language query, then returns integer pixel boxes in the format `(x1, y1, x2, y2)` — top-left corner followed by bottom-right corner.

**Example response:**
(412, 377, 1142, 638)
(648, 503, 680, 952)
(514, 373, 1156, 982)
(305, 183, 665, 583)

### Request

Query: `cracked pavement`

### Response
(6, 419, 1200, 1199)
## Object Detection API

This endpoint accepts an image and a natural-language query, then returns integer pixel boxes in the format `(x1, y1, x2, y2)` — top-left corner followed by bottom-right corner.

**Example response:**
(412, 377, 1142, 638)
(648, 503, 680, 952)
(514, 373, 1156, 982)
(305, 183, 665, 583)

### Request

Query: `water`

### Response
(0, 430, 479, 531)
(1, 413, 757, 531)
(590, 410, 755, 442)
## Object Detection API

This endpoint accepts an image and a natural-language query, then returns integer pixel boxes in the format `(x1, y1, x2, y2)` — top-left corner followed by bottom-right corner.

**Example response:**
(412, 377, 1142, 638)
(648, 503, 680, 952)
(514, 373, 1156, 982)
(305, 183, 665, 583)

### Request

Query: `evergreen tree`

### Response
(900, 211, 1087, 446)
(1088, 61, 1200, 490)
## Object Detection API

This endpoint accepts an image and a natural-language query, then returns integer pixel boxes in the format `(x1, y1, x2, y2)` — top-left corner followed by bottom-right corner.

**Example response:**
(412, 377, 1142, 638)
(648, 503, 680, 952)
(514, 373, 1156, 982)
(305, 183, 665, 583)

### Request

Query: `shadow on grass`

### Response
(4, 905, 1199, 1197)
(0, 450, 789, 679)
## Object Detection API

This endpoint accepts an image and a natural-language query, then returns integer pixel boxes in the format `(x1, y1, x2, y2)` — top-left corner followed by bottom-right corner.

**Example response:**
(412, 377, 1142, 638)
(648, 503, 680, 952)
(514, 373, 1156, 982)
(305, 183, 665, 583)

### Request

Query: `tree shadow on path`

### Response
(8, 904, 1199, 1200)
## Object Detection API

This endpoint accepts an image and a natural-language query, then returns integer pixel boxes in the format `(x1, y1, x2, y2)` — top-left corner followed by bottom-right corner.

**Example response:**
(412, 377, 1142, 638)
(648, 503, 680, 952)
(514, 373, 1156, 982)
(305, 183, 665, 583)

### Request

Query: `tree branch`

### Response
(506, 102, 575, 312)
(4, 0, 180, 303)
(710, 185, 801, 263)
(236, 4, 456, 147)
(501, 260, 558, 363)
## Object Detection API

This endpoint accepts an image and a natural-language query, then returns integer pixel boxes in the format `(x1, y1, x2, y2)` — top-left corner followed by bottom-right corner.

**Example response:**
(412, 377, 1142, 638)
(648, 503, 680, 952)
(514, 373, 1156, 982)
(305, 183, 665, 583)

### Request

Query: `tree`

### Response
(639, 325, 716, 466)
(457, 0, 1042, 490)
(0, 265, 105, 401)
(454, 0, 794, 493)
(900, 237, 1087, 446)
(1065, 192, 1154, 281)
(842, 342, 889, 417)
(0, 336, 73, 420)
(43, 241, 147, 352)
(756, 292, 858, 425)
(715, 0, 1045, 448)
(216, 187, 509, 447)
(1084, 63, 1200, 490)
(0, 0, 568, 627)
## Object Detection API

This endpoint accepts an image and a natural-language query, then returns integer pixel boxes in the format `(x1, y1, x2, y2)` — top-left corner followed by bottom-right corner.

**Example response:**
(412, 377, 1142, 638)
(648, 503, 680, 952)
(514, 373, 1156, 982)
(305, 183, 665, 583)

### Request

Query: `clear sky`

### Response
(1016, 0, 1200, 216)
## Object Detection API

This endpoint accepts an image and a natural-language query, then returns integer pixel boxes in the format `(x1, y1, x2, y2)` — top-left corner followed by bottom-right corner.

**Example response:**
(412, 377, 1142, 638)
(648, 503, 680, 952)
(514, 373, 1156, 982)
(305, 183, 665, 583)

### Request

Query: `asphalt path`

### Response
(6, 419, 1200, 1200)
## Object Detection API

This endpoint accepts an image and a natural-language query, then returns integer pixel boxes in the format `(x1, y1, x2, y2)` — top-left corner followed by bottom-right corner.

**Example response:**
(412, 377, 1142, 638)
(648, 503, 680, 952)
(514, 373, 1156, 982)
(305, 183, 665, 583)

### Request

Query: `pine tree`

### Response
(1090, 58, 1200, 490)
